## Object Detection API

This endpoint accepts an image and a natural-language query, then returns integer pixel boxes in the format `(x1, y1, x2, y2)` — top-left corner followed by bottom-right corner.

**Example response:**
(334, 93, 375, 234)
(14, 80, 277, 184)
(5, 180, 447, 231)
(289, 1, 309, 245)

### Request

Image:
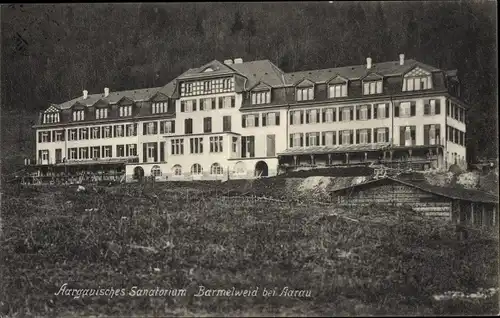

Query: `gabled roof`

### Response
(331, 177, 499, 204)
(176, 60, 237, 80)
(93, 99, 109, 107)
(403, 66, 432, 77)
(295, 78, 316, 87)
(284, 59, 440, 84)
(44, 105, 60, 113)
(327, 75, 349, 85)
(230, 59, 286, 88)
(361, 72, 384, 81)
(249, 81, 272, 91)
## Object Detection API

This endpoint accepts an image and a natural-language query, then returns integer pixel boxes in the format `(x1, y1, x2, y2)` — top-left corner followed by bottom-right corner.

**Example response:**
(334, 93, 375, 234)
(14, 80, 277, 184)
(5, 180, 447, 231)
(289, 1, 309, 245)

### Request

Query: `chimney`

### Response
(399, 53, 405, 66)
(104, 87, 109, 97)
(234, 58, 243, 64)
(224, 59, 233, 65)
(366, 57, 372, 69)
(83, 90, 88, 99)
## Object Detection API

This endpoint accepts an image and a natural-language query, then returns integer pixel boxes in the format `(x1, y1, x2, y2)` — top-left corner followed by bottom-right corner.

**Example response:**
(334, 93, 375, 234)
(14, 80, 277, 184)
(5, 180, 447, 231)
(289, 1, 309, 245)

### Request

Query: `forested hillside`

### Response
(1, 2, 497, 175)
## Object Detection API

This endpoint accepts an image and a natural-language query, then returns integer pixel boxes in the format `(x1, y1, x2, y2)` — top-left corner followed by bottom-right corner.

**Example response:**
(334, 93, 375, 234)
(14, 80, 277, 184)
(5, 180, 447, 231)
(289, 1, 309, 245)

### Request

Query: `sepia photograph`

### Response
(0, 1, 498, 316)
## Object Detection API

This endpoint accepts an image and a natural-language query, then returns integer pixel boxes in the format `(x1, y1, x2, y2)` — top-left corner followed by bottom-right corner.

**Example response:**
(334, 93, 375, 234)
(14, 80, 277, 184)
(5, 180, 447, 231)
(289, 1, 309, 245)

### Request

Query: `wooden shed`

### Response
(330, 176, 498, 227)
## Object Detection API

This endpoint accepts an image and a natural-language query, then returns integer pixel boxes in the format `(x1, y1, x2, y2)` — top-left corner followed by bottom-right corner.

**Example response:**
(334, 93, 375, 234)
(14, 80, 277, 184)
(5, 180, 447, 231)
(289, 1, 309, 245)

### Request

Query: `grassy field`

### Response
(1, 182, 498, 316)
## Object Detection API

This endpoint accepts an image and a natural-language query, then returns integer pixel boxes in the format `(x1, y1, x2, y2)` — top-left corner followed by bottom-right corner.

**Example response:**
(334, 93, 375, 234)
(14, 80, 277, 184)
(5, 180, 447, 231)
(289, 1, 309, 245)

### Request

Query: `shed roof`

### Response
(331, 177, 499, 204)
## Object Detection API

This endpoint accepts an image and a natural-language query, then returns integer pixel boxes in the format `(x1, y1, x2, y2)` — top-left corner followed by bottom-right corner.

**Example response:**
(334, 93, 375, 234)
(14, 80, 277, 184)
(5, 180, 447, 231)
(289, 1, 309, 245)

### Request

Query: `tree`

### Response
(231, 10, 244, 35)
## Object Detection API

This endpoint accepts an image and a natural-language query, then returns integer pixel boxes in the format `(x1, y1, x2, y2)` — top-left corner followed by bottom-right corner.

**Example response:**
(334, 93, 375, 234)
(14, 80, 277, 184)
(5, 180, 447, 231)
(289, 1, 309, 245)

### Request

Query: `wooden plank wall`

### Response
(333, 181, 452, 219)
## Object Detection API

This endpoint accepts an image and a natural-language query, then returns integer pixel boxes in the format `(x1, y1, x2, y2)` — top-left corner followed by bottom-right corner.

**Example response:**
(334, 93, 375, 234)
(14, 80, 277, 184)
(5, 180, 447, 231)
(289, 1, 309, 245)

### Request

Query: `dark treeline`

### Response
(0, 2, 497, 174)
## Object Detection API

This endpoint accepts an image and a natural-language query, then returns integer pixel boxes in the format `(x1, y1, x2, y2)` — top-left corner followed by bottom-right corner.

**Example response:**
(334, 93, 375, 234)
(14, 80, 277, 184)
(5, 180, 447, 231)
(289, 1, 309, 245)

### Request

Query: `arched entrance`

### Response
(133, 166, 144, 180)
(255, 161, 268, 177)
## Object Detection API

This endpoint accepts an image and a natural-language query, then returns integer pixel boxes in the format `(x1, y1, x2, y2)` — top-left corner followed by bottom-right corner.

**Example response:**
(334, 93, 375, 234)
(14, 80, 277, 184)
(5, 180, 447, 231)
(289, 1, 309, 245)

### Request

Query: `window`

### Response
(171, 139, 184, 155)
(200, 98, 215, 111)
(290, 110, 303, 125)
(399, 102, 411, 117)
(114, 125, 124, 138)
(232, 137, 238, 153)
(424, 99, 441, 116)
(403, 75, 432, 91)
(43, 112, 60, 124)
(328, 83, 347, 98)
(306, 109, 319, 124)
(203, 117, 212, 133)
(219, 96, 235, 109)
(251, 91, 271, 105)
(72, 110, 85, 121)
(263, 112, 280, 126)
(341, 130, 352, 145)
(357, 105, 369, 120)
(68, 129, 78, 141)
(400, 126, 416, 146)
(39, 131, 50, 143)
(266, 134, 276, 156)
(89, 127, 99, 139)
(223, 78, 232, 90)
(203, 81, 211, 92)
(223, 116, 232, 132)
(234, 161, 246, 175)
(241, 136, 255, 158)
(143, 122, 158, 135)
(185, 83, 193, 95)
(323, 131, 336, 146)
(340, 107, 352, 121)
(290, 133, 303, 148)
(160, 121, 174, 134)
(191, 164, 203, 175)
(68, 148, 78, 160)
(95, 108, 108, 119)
(115, 145, 125, 157)
(211, 163, 223, 175)
(102, 145, 112, 158)
(376, 128, 387, 143)
(40, 150, 49, 161)
(181, 100, 196, 112)
(119, 105, 133, 117)
(190, 137, 203, 154)
(145, 143, 157, 162)
(296, 87, 314, 101)
(126, 144, 137, 157)
(375, 103, 388, 119)
(184, 118, 193, 134)
(151, 165, 162, 177)
(79, 128, 88, 140)
(322, 108, 336, 123)
(79, 147, 89, 159)
(306, 132, 320, 146)
(152, 102, 168, 114)
(363, 80, 383, 95)
(102, 126, 112, 138)
(55, 130, 64, 141)
(210, 136, 223, 153)
(242, 114, 258, 128)
(91, 146, 100, 159)
(357, 129, 370, 144)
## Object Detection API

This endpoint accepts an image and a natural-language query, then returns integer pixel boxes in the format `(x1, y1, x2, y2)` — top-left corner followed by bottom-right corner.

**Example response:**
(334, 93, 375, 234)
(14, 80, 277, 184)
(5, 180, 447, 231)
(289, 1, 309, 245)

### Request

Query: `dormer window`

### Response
(72, 110, 85, 121)
(251, 91, 271, 105)
(95, 108, 108, 119)
(152, 102, 168, 114)
(297, 87, 314, 101)
(403, 67, 433, 91)
(43, 113, 60, 124)
(119, 105, 133, 117)
(363, 80, 383, 95)
(203, 81, 211, 92)
(223, 79, 232, 90)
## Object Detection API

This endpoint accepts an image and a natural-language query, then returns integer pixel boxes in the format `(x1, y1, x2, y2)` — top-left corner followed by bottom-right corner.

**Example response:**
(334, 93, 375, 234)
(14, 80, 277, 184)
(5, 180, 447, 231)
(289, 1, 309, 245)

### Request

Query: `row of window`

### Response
(446, 125, 466, 147)
(447, 101, 466, 123)
(157, 163, 224, 177)
(242, 112, 280, 128)
(180, 78, 234, 97)
(67, 144, 138, 160)
(180, 96, 236, 112)
(289, 125, 443, 147)
(67, 124, 138, 141)
(65, 105, 159, 123)
(170, 136, 225, 155)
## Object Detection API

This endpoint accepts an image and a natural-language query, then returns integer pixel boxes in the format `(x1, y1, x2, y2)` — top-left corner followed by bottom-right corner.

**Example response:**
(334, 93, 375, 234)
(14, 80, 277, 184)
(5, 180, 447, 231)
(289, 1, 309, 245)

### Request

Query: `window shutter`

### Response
(262, 114, 267, 127)
(160, 142, 165, 162)
(153, 143, 158, 162)
(367, 106, 371, 119)
(289, 135, 293, 147)
(181, 101, 185, 112)
(394, 103, 400, 117)
(143, 123, 147, 135)
(385, 128, 389, 143)
(172, 121, 175, 133)
(322, 133, 325, 145)
(424, 125, 429, 145)
(38, 150, 42, 162)
(305, 111, 310, 124)
(410, 102, 416, 116)
(276, 114, 280, 125)
(316, 111, 320, 123)
(300, 134, 303, 147)
(333, 131, 336, 145)
(289, 112, 293, 125)
(142, 144, 147, 162)
(350, 108, 353, 121)
(411, 127, 416, 144)
(322, 109, 326, 123)
(242, 116, 246, 128)
(400, 127, 405, 146)
(373, 128, 378, 143)
(373, 105, 378, 119)
(384, 104, 389, 118)
(339, 110, 343, 121)
(436, 125, 441, 144)
(212, 98, 216, 110)
(38, 132, 42, 142)
(367, 129, 371, 143)
(300, 111, 304, 124)
(160, 122, 164, 134)
(255, 115, 259, 127)
(193, 100, 197, 111)
(356, 107, 360, 120)
(305, 134, 309, 146)
(424, 102, 430, 115)
(219, 98, 223, 109)
(333, 109, 337, 122)
(339, 133, 343, 145)
(349, 130, 353, 144)
(435, 100, 441, 114)
(231, 96, 235, 108)
(154, 122, 158, 134)
(356, 130, 360, 144)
